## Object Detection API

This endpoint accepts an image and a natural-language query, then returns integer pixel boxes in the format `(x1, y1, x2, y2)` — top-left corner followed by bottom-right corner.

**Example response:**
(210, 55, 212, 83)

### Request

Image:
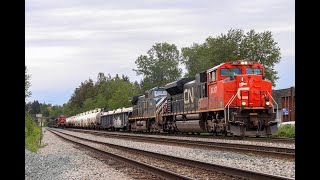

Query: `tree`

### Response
(69, 78, 97, 113)
(181, 43, 212, 78)
(133, 42, 182, 91)
(30, 100, 40, 114)
(40, 103, 50, 117)
(239, 30, 281, 85)
(96, 72, 106, 85)
(25, 102, 32, 112)
(181, 29, 281, 86)
(25, 66, 31, 100)
(122, 74, 130, 82)
(64, 73, 143, 116)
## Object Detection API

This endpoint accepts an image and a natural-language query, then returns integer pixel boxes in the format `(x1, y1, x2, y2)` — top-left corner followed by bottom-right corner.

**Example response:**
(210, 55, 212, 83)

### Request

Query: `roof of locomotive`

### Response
(206, 60, 257, 73)
(206, 62, 224, 73)
(184, 80, 196, 86)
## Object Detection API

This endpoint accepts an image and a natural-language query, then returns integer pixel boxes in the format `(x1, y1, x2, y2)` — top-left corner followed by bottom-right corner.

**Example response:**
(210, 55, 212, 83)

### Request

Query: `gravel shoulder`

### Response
(25, 128, 133, 180)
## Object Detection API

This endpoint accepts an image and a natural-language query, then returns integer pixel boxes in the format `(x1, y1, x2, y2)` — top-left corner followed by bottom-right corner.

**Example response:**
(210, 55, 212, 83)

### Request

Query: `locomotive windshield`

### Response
(246, 68, 262, 75)
(220, 68, 241, 76)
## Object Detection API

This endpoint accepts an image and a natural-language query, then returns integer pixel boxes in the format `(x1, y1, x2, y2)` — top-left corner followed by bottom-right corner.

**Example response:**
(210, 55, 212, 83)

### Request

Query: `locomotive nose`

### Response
(236, 75, 250, 107)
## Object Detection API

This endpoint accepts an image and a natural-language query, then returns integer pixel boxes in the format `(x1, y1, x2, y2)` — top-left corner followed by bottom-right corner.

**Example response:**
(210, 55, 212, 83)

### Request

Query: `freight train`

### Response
(65, 60, 278, 137)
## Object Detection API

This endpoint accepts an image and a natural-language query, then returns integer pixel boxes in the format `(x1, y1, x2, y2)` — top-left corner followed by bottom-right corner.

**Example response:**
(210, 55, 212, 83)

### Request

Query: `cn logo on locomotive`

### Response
(239, 82, 247, 87)
(184, 87, 194, 104)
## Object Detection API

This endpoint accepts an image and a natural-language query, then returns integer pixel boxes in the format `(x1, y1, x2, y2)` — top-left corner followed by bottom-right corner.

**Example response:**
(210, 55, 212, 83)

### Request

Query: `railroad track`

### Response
(66, 128, 295, 159)
(48, 128, 293, 180)
(66, 127, 295, 144)
(170, 134, 295, 144)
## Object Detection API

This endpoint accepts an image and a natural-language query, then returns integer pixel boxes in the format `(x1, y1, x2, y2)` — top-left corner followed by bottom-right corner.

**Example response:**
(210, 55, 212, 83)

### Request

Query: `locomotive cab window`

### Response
(220, 68, 241, 76)
(209, 70, 217, 82)
(246, 68, 262, 75)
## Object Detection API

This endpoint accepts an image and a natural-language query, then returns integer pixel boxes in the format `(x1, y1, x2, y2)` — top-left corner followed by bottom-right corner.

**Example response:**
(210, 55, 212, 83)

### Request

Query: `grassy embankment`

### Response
(273, 124, 295, 138)
(25, 112, 44, 152)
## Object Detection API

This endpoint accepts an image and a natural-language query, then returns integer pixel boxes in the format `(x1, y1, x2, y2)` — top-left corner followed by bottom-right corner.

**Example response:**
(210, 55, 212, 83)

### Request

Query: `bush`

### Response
(273, 124, 295, 138)
(25, 112, 42, 152)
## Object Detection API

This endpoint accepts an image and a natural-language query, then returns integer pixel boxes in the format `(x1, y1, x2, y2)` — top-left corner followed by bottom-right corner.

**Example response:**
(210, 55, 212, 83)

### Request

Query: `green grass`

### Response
(273, 124, 295, 138)
(25, 112, 42, 152)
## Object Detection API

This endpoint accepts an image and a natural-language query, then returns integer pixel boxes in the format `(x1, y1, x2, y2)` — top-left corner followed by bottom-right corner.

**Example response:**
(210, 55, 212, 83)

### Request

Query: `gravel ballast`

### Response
(57, 128, 295, 178)
(25, 129, 133, 180)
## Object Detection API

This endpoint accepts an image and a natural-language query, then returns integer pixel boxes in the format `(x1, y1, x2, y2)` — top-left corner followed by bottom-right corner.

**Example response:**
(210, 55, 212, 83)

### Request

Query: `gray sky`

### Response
(26, 0, 295, 106)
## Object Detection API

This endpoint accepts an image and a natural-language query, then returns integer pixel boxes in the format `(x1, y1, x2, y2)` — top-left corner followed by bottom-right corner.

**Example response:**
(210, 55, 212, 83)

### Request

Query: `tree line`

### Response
(26, 28, 281, 118)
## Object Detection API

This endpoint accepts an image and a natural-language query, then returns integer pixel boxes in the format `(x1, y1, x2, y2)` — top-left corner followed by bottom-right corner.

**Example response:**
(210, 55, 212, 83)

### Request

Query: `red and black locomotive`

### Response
(129, 59, 278, 136)
(48, 115, 67, 128)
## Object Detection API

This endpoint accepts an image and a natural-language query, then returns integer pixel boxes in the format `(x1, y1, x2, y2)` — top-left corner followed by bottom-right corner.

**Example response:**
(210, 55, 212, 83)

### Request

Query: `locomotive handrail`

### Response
(267, 91, 279, 120)
(224, 91, 240, 123)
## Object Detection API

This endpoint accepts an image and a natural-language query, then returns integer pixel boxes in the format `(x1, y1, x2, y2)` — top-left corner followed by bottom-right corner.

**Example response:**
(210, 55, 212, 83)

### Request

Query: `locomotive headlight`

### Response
(244, 61, 248, 65)
(266, 101, 270, 106)
(241, 61, 245, 65)
(242, 102, 246, 106)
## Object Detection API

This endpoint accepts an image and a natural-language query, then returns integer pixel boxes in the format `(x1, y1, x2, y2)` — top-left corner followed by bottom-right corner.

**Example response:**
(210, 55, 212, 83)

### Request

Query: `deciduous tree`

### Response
(134, 42, 182, 91)
(181, 29, 281, 86)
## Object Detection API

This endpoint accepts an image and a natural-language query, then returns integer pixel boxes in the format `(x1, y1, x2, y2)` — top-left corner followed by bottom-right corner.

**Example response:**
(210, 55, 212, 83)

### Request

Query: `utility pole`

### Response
(36, 114, 43, 145)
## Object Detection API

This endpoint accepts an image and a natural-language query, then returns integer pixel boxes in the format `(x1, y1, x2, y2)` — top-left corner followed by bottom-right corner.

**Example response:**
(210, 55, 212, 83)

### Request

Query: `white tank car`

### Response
(78, 112, 85, 128)
(86, 108, 103, 128)
(75, 113, 82, 127)
(66, 108, 103, 128)
(69, 116, 76, 127)
(66, 116, 75, 127)
(74, 112, 82, 128)
(68, 108, 102, 128)
(66, 116, 71, 126)
(74, 114, 80, 127)
(82, 111, 89, 127)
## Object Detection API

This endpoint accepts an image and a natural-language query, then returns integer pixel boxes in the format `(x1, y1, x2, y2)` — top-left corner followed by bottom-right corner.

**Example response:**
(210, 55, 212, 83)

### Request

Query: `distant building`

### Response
(272, 86, 295, 122)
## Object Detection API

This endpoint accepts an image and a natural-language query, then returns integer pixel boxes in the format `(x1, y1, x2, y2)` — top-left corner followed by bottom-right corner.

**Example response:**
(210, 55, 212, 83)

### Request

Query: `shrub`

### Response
(273, 124, 295, 138)
(25, 112, 41, 152)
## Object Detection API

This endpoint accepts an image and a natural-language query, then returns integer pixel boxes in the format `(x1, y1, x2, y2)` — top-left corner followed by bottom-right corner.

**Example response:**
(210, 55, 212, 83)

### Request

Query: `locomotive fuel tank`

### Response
(175, 120, 205, 133)
(175, 113, 206, 133)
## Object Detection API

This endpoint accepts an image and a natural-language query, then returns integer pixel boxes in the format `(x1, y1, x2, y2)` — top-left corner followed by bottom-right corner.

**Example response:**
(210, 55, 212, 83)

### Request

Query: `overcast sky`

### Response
(26, 0, 295, 106)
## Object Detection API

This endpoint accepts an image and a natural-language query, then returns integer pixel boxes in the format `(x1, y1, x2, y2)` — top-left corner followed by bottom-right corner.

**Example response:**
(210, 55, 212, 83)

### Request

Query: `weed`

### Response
(25, 112, 42, 152)
(273, 124, 295, 138)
